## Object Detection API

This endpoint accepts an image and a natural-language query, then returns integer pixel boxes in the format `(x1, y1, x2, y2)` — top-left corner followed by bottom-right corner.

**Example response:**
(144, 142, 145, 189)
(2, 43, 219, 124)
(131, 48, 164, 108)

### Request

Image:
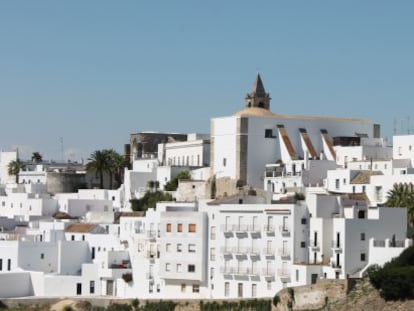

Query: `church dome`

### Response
(234, 107, 275, 117)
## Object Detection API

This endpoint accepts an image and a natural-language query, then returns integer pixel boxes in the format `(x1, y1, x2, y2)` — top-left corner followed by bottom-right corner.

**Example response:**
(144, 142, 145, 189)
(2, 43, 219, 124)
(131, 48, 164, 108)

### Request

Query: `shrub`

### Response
(272, 294, 280, 306)
(130, 191, 173, 211)
(122, 272, 133, 283)
(164, 171, 191, 191)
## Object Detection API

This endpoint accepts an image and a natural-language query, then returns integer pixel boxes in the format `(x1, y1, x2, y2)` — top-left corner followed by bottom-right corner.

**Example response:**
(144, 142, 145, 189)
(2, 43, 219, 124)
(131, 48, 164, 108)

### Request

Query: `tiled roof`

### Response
(350, 171, 383, 184)
(65, 223, 97, 233)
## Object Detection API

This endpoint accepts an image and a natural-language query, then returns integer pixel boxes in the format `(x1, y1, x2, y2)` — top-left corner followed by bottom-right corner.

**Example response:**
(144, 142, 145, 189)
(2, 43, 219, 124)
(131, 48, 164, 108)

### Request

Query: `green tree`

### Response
(147, 180, 155, 191)
(86, 150, 111, 189)
(164, 171, 191, 191)
(130, 191, 173, 211)
(109, 150, 129, 188)
(386, 183, 414, 225)
(8, 159, 24, 183)
(31, 152, 43, 163)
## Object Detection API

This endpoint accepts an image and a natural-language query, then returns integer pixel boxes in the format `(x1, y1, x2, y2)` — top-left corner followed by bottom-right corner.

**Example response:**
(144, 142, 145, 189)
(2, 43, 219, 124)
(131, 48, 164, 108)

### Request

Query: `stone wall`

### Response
(274, 279, 353, 311)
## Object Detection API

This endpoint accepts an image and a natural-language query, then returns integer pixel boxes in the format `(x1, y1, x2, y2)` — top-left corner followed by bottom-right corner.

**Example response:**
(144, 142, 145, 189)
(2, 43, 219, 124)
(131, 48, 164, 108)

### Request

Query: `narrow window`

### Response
(177, 223, 183, 232)
(188, 224, 196, 233)
(166, 223, 172, 232)
(90, 281, 95, 294)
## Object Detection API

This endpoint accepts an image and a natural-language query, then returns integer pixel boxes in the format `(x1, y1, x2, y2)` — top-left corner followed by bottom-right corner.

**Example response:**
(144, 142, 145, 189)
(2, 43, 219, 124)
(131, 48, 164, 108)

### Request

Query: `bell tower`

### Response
(244, 74, 271, 110)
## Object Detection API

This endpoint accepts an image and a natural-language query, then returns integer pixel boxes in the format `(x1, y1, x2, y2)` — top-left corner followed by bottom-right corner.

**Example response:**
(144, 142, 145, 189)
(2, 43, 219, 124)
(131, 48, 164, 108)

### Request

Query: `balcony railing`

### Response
(262, 268, 276, 277)
(263, 224, 275, 233)
(221, 266, 260, 276)
(309, 240, 320, 250)
(279, 225, 290, 236)
(263, 248, 275, 257)
(331, 262, 342, 269)
(277, 269, 290, 280)
(109, 260, 131, 269)
(220, 246, 234, 255)
(331, 240, 342, 250)
(278, 248, 291, 259)
(146, 230, 157, 239)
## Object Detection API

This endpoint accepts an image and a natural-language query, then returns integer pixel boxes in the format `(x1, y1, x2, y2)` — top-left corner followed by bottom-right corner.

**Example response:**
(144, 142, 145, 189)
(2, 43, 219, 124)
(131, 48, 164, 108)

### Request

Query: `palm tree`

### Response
(106, 149, 129, 189)
(8, 160, 24, 183)
(31, 152, 43, 163)
(86, 150, 111, 189)
(386, 183, 414, 225)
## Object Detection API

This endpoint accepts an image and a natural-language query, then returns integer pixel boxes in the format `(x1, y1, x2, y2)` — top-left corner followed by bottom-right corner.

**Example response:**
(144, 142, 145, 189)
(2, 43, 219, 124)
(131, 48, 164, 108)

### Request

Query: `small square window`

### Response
(188, 264, 195, 273)
(361, 253, 366, 261)
(265, 129, 274, 138)
(189, 224, 196, 233)
(192, 284, 200, 293)
(361, 233, 365, 241)
(300, 241, 306, 248)
(301, 218, 307, 225)
(188, 244, 196, 252)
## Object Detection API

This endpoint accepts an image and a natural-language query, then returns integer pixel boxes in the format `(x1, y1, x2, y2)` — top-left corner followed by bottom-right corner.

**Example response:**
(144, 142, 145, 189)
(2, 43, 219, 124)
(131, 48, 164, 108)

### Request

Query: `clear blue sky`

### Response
(1, 1, 414, 161)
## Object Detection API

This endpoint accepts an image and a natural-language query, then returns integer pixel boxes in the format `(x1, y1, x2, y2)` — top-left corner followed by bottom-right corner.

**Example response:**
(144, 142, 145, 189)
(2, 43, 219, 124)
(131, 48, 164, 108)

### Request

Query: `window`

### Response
(361, 253, 366, 261)
(267, 281, 271, 291)
(157, 284, 160, 293)
(165, 263, 171, 272)
(112, 196, 115, 201)
(82, 235, 85, 241)
(177, 264, 182, 273)
(192, 284, 200, 293)
(188, 264, 195, 273)
(177, 223, 183, 232)
(7, 259, 11, 271)
(335, 179, 340, 189)
(210, 248, 216, 261)
(181, 284, 186, 292)
(71, 235, 75, 241)
(224, 282, 230, 297)
(223, 158, 227, 167)
(189, 224, 196, 233)
(210, 226, 216, 240)
(343, 178, 346, 185)
(301, 218, 307, 225)
(361, 233, 365, 241)
(296, 269, 299, 282)
(265, 129, 274, 138)
(188, 244, 196, 252)
(362, 186, 366, 193)
(40, 253, 44, 259)
(300, 241, 306, 248)
(90, 281, 95, 294)
(210, 267, 215, 279)
(177, 243, 182, 252)
(251, 284, 257, 297)
(0, 259, 2, 271)
(166, 223, 172, 232)
(166, 243, 171, 252)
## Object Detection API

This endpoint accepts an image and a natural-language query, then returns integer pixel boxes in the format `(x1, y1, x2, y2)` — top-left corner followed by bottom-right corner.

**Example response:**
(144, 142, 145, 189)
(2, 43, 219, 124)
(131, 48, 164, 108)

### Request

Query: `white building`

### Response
(211, 74, 379, 193)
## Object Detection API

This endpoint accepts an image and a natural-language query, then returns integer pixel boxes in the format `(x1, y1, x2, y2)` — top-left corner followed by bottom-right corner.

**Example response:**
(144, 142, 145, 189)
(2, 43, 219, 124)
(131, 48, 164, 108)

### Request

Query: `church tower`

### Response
(244, 74, 271, 110)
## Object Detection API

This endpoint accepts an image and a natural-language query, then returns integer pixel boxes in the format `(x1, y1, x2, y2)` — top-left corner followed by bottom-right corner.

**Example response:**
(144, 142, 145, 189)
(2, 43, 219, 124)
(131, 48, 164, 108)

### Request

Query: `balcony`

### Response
(234, 224, 249, 233)
(277, 269, 291, 282)
(262, 268, 276, 278)
(248, 248, 261, 257)
(263, 224, 275, 234)
(146, 230, 157, 240)
(331, 261, 342, 270)
(220, 266, 234, 275)
(248, 225, 261, 234)
(279, 225, 290, 236)
(263, 248, 275, 257)
(109, 260, 131, 269)
(220, 246, 234, 256)
(278, 248, 291, 259)
(309, 240, 320, 251)
(221, 224, 234, 234)
(331, 240, 342, 252)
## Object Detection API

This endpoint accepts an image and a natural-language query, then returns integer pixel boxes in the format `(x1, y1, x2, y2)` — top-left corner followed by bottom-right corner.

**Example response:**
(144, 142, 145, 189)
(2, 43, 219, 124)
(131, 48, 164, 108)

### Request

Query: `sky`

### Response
(1, 1, 414, 162)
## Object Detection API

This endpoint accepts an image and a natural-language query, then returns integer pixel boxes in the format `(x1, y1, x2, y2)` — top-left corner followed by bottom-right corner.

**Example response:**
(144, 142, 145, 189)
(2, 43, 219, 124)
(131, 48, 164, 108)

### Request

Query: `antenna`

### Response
(393, 118, 397, 135)
(60, 137, 64, 162)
